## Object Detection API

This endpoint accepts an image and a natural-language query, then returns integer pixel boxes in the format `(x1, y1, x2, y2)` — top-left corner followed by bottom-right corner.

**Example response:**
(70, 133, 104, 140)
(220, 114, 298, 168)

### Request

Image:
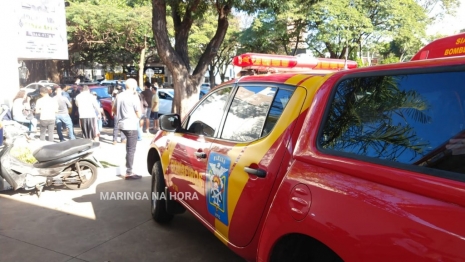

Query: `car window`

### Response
(26, 84, 38, 90)
(92, 87, 111, 98)
(262, 89, 293, 136)
(165, 90, 174, 97)
(220, 86, 278, 142)
(159, 91, 172, 100)
(186, 86, 232, 137)
(319, 71, 465, 181)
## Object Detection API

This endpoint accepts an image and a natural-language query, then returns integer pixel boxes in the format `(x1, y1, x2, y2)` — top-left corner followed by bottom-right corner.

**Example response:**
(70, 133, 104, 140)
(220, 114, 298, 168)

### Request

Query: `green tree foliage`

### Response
(417, 0, 460, 16)
(238, 0, 458, 63)
(66, 1, 152, 73)
(151, 0, 246, 116)
(187, 10, 218, 68)
(213, 16, 242, 84)
(238, 10, 288, 54)
(306, 0, 429, 59)
(70, 0, 151, 8)
(238, 1, 316, 55)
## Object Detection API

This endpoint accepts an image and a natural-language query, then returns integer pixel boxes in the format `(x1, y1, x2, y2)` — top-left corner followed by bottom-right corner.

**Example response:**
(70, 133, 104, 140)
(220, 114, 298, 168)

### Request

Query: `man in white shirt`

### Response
(75, 85, 100, 140)
(35, 87, 58, 141)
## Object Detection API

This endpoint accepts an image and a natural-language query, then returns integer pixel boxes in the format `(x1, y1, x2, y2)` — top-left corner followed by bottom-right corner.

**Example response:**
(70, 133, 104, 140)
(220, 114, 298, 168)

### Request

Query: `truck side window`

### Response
(262, 89, 293, 136)
(221, 86, 277, 142)
(319, 71, 465, 181)
(186, 86, 232, 137)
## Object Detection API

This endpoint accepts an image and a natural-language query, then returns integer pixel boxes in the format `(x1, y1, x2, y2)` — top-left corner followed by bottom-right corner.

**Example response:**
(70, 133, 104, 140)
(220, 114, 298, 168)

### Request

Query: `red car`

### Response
(68, 85, 113, 126)
(147, 34, 465, 261)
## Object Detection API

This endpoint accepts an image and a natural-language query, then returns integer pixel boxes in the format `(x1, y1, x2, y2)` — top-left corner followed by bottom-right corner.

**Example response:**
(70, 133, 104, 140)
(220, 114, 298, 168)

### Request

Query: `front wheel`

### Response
(151, 161, 173, 223)
(63, 161, 98, 189)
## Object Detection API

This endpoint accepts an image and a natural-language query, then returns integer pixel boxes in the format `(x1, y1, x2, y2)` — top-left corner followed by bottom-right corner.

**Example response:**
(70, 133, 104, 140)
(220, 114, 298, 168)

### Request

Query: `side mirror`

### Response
(159, 114, 181, 132)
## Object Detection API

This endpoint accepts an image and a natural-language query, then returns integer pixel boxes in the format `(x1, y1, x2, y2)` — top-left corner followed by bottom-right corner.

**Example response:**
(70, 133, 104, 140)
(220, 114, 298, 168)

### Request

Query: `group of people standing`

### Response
(11, 84, 104, 142)
(140, 81, 160, 133)
(12, 87, 74, 142)
(10, 78, 158, 179)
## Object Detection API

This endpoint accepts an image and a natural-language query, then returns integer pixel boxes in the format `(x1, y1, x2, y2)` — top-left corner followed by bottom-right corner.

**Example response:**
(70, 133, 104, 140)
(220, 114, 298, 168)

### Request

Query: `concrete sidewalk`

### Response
(0, 128, 244, 262)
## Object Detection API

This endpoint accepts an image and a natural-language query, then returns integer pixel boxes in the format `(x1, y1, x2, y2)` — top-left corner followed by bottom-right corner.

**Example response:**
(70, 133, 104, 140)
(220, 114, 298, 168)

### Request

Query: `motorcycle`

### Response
(0, 121, 101, 195)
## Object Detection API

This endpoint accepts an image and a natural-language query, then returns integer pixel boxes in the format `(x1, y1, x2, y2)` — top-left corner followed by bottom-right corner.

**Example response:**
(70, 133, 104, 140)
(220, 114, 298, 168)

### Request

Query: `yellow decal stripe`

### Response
(284, 74, 312, 86)
(214, 85, 309, 240)
(298, 74, 332, 112)
(161, 133, 184, 175)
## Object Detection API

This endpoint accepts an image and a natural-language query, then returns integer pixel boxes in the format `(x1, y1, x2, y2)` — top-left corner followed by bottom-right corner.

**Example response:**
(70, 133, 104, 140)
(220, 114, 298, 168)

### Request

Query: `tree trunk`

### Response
(152, 0, 231, 119)
(139, 46, 146, 86)
(24, 60, 46, 84)
(46, 60, 61, 83)
(220, 73, 225, 83)
(209, 66, 215, 86)
(171, 67, 199, 117)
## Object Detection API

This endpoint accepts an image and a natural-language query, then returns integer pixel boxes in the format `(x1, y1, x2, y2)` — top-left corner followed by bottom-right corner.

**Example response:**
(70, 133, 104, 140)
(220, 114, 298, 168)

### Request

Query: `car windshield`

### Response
(91, 87, 111, 98)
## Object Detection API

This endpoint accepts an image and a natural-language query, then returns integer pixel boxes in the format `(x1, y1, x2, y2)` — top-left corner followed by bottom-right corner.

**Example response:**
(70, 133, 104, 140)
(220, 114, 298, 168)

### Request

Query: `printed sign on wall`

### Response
(17, 0, 69, 60)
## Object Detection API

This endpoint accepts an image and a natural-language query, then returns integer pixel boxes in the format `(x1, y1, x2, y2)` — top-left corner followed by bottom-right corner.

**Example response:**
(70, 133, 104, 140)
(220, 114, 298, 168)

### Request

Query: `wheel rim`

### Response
(64, 162, 95, 187)
(80, 164, 95, 182)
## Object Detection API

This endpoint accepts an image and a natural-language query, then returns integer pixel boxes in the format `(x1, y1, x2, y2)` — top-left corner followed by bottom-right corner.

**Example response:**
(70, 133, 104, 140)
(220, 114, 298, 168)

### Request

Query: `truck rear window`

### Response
(319, 70, 465, 181)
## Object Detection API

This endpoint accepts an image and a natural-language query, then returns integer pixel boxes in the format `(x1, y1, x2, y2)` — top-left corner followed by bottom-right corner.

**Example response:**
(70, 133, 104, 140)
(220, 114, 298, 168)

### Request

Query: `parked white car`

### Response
(22, 82, 57, 94)
(158, 88, 174, 115)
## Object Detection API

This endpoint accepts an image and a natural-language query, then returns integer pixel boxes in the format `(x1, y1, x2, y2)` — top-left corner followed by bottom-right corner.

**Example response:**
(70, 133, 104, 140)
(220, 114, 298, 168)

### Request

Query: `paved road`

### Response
(0, 127, 245, 262)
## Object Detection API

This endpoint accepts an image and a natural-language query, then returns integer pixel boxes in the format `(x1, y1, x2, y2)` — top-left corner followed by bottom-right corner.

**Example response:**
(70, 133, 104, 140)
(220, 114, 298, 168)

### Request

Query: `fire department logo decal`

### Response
(206, 152, 230, 225)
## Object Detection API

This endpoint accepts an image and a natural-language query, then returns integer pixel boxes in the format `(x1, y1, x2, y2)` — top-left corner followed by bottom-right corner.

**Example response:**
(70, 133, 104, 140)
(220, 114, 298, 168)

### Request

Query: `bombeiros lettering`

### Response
(169, 159, 205, 189)
(444, 46, 465, 56)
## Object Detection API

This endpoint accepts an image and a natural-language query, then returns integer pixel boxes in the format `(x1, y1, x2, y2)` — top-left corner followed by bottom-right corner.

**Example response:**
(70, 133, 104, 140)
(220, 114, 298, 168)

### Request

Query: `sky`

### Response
(427, 0, 465, 35)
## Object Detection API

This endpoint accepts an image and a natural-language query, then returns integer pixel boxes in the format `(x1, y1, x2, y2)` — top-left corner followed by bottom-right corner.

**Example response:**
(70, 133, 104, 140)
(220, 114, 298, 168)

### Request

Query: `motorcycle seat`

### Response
(33, 139, 94, 162)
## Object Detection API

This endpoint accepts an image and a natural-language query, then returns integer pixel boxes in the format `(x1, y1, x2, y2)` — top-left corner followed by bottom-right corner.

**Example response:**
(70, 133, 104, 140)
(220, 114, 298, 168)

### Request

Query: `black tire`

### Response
(151, 161, 173, 223)
(63, 161, 98, 190)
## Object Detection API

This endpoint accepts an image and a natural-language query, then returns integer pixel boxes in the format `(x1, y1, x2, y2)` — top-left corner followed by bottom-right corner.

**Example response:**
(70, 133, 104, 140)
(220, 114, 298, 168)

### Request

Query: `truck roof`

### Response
(411, 32, 465, 61)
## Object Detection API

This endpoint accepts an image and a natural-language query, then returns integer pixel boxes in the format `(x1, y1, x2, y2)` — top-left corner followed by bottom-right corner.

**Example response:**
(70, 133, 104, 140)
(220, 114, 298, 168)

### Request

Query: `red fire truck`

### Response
(147, 33, 465, 261)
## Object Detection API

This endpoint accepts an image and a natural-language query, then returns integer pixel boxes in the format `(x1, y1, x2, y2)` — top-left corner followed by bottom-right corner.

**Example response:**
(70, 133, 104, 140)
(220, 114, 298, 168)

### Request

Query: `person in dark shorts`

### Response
(75, 85, 100, 139)
(140, 82, 152, 132)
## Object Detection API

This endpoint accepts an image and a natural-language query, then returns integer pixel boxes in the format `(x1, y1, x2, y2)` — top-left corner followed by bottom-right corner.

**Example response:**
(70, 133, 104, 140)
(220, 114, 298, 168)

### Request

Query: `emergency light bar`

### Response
(232, 53, 357, 73)
(411, 32, 465, 61)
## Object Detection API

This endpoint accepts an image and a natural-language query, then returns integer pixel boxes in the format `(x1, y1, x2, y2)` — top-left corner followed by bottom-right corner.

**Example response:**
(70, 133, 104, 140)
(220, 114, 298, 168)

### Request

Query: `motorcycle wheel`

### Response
(64, 161, 98, 190)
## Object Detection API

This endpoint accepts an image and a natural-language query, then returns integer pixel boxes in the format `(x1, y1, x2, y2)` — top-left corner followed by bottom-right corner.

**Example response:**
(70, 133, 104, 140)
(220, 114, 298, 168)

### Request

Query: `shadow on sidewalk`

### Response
(0, 178, 244, 262)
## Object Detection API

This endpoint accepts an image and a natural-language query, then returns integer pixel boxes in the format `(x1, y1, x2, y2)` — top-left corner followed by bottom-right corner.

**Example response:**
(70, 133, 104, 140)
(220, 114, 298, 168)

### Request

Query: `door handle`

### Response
(195, 152, 207, 158)
(244, 167, 266, 178)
